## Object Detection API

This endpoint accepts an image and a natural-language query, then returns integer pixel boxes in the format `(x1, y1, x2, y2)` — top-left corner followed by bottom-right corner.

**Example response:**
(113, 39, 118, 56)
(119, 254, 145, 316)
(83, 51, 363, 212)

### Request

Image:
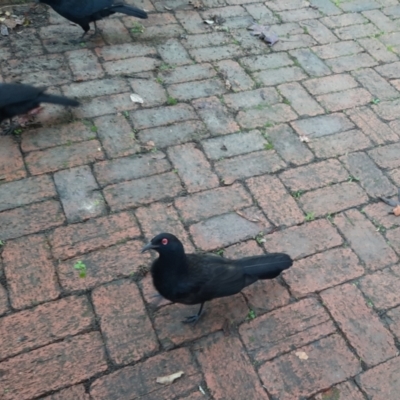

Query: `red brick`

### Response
(254, 66, 307, 86)
(285, 248, 365, 297)
(2, 234, 60, 309)
(0, 136, 26, 182)
(57, 240, 150, 291)
(334, 23, 379, 40)
(387, 227, 400, 255)
(175, 10, 207, 34)
(0, 295, 94, 360)
(99, 18, 132, 45)
(317, 88, 373, 112)
(21, 121, 98, 152)
(387, 305, 400, 340)
(359, 37, 398, 63)
(389, 167, 400, 186)
(299, 182, 369, 217)
(314, 381, 366, 400)
(239, 53, 293, 71)
(167, 143, 219, 193)
(182, 31, 231, 49)
(247, 175, 304, 227)
(215, 150, 286, 185)
(263, 219, 343, 260)
(66, 49, 104, 81)
(195, 333, 269, 399)
(190, 207, 272, 251)
(216, 59, 254, 92)
(240, 298, 335, 362)
(363, 202, 400, 230)
(223, 88, 280, 111)
(368, 142, 400, 169)
(90, 347, 201, 400)
(313, 41, 363, 59)
(94, 114, 140, 158)
(326, 53, 377, 73)
(357, 356, 400, 400)
(95, 43, 157, 61)
(259, 334, 362, 400)
(303, 74, 358, 96)
(175, 183, 252, 224)
(359, 266, 400, 310)
(0, 175, 56, 212)
(193, 96, 240, 135)
(335, 209, 398, 271)
(103, 57, 159, 76)
(92, 280, 158, 365)
(0, 200, 65, 240)
(41, 384, 90, 400)
(158, 38, 192, 65)
(139, 273, 171, 309)
(94, 152, 171, 186)
(25, 140, 105, 175)
(0, 332, 107, 400)
(322, 283, 397, 366)
(159, 63, 216, 84)
(135, 202, 195, 252)
(62, 78, 128, 99)
(321, 12, 367, 28)
(54, 165, 106, 223)
(104, 172, 183, 211)
(373, 100, 400, 121)
(309, 129, 373, 158)
(50, 212, 140, 260)
(279, 159, 348, 192)
(347, 106, 400, 145)
(189, 44, 243, 63)
(154, 294, 248, 348)
(0, 284, 9, 316)
(168, 78, 226, 101)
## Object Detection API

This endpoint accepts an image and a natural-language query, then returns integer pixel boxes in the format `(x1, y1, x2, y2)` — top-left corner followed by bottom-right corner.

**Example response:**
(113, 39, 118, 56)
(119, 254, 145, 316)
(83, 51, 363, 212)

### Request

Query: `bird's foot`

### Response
(182, 314, 201, 324)
(1, 123, 19, 136)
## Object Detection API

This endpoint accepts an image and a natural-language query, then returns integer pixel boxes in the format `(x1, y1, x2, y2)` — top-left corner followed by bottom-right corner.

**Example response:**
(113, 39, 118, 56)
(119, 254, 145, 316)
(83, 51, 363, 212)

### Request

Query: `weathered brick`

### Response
(340, 0, 380, 12)
(308, 129, 372, 158)
(193, 96, 239, 135)
(317, 88, 372, 112)
(135, 202, 195, 252)
(310, 0, 342, 15)
(340, 152, 396, 197)
(254, 66, 307, 86)
(66, 49, 104, 81)
(168, 78, 227, 101)
(353, 68, 399, 100)
(25, 140, 104, 175)
(182, 31, 231, 49)
(280, 159, 348, 192)
(389, 167, 400, 186)
(95, 43, 156, 61)
(158, 63, 216, 84)
(90, 348, 201, 400)
(0, 176, 56, 212)
(322, 283, 397, 366)
(285, 248, 364, 296)
(57, 240, 150, 291)
(94, 114, 140, 158)
(103, 172, 183, 211)
(0, 332, 107, 400)
(334, 23, 380, 40)
(347, 107, 399, 145)
(99, 18, 132, 45)
(326, 53, 377, 73)
(289, 48, 331, 77)
(387, 227, 400, 255)
(303, 74, 358, 95)
(0, 284, 9, 316)
(240, 298, 335, 362)
(103, 56, 159, 75)
(321, 12, 367, 28)
(154, 294, 248, 347)
(247, 175, 304, 227)
(239, 53, 293, 71)
(215, 59, 254, 92)
(259, 334, 361, 400)
(41, 384, 90, 400)
(278, 82, 324, 116)
(315, 381, 366, 400)
(54, 166, 106, 223)
(363, 202, 400, 230)
(190, 207, 272, 250)
(157, 38, 192, 65)
(335, 209, 398, 270)
(278, 7, 321, 22)
(0, 200, 65, 241)
(272, 34, 317, 51)
(358, 37, 399, 63)
(189, 44, 243, 62)
(62, 78, 129, 98)
(195, 333, 269, 400)
(357, 356, 400, 400)
(130, 103, 197, 129)
(175, 10, 206, 34)
(50, 212, 140, 260)
(299, 19, 339, 44)
(313, 41, 363, 59)
(263, 219, 343, 260)
(92, 280, 158, 365)
(387, 305, 400, 340)
(267, 0, 310, 11)
(223, 88, 280, 111)
(215, 150, 286, 185)
(0, 136, 26, 182)
(94, 152, 171, 186)
(0, 295, 94, 360)
(244, 4, 278, 23)
(266, 124, 314, 166)
(368, 142, 400, 169)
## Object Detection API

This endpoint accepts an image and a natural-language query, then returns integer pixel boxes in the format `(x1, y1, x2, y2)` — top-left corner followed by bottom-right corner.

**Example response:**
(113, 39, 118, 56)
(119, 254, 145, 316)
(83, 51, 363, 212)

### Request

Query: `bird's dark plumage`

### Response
(39, 0, 148, 36)
(142, 233, 293, 323)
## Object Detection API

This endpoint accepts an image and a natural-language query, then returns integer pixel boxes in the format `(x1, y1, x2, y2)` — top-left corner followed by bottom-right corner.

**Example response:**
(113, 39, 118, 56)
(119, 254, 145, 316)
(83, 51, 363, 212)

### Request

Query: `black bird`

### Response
(142, 233, 293, 323)
(0, 83, 79, 134)
(38, 0, 148, 38)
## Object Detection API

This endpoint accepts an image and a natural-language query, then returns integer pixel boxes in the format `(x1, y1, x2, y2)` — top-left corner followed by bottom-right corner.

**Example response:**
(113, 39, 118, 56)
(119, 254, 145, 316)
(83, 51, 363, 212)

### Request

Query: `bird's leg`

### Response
(1, 118, 18, 136)
(182, 302, 205, 324)
(93, 21, 98, 35)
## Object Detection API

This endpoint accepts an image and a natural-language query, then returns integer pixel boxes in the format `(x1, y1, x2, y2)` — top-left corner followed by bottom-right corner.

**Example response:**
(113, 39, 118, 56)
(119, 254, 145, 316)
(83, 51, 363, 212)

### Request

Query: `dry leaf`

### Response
(156, 371, 184, 385)
(236, 210, 261, 223)
(299, 135, 310, 143)
(394, 205, 400, 216)
(130, 93, 144, 104)
(295, 351, 309, 360)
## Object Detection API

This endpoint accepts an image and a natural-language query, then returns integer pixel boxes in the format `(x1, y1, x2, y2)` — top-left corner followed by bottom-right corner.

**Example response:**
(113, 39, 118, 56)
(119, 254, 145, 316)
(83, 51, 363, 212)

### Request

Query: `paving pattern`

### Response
(1, 0, 400, 398)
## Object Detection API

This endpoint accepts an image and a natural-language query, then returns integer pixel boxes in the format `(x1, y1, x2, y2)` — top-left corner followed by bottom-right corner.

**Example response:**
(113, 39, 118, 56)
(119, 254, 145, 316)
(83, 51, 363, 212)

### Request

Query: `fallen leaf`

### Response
(295, 351, 309, 360)
(130, 93, 144, 104)
(156, 371, 184, 385)
(236, 210, 261, 223)
(394, 205, 400, 216)
(0, 24, 8, 36)
(299, 135, 310, 143)
(248, 23, 279, 46)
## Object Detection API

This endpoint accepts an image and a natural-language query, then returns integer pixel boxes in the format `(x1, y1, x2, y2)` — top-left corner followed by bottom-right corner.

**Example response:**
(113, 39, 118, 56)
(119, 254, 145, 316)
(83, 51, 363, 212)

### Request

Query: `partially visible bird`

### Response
(38, 0, 148, 38)
(142, 233, 293, 323)
(0, 83, 79, 134)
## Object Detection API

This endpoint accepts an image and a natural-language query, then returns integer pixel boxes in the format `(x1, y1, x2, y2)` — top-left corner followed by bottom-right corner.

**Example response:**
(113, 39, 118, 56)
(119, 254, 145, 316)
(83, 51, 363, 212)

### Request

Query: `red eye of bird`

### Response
(162, 238, 168, 245)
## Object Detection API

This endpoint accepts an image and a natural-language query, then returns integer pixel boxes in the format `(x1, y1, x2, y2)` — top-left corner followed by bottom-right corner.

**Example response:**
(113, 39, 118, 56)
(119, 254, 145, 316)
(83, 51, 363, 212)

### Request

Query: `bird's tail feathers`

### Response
(112, 5, 148, 19)
(236, 253, 293, 280)
(38, 94, 80, 107)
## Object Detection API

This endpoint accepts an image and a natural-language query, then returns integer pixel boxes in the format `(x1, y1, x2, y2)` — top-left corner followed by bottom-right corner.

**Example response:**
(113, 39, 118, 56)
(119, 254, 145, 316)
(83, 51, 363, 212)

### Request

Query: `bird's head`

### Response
(141, 232, 185, 256)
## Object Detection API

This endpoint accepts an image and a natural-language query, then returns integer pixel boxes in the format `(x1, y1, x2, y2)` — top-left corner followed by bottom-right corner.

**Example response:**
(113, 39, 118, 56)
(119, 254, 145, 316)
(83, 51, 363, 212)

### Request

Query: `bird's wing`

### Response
(52, 0, 113, 18)
(0, 84, 42, 108)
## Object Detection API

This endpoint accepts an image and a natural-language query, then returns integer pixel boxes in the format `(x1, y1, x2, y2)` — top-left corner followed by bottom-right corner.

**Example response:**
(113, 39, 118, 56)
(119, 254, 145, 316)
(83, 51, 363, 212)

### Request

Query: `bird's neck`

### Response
(158, 251, 188, 272)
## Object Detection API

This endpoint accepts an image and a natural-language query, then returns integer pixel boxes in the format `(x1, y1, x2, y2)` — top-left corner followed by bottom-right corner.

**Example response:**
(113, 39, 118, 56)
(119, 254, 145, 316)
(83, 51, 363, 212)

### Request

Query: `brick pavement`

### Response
(1, 0, 400, 398)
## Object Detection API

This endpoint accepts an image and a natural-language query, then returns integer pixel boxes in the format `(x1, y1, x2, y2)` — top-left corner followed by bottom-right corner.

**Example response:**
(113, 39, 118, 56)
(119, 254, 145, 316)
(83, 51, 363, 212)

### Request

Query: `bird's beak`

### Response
(141, 242, 158, 253)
